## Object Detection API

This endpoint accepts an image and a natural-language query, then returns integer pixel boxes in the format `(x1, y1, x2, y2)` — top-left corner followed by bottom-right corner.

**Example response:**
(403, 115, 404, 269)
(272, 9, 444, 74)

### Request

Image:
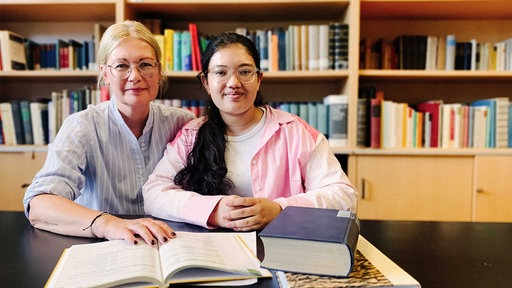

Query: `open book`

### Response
(45, 232, 271, 288)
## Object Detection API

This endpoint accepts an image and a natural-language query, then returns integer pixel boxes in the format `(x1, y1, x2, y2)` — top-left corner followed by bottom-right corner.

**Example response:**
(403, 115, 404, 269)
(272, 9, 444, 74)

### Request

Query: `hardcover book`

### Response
(45, 232, 271, 288)
(260, 206, 359, 277)
(324, 94, 349, 147)
(0, 30, 27, 71)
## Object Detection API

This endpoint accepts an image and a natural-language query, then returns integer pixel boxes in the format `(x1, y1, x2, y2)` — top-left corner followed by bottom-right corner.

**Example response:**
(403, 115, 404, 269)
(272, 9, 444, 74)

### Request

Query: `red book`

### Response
(188, 23, 201, 71)
(417, 100, 443, 148)
(370, 91, 384, 148)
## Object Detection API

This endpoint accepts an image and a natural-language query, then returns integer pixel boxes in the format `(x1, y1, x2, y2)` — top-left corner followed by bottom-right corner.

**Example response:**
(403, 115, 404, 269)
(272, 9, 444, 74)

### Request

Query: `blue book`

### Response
(257, 30, 269, 71)
(278, 102, 290, 113)
(289, 102, 299, 116)
(277, 28, 287, 71)
(173, 31, 182, 71)
(316, 102, 328, 136)
(19, 100, 34, 145)
(180, 31, 192, 71)
(472, 99, 496, 148)
(259, 206, 359, 277)
(298, 102, 308, 121)
(307, 102, 318, 130)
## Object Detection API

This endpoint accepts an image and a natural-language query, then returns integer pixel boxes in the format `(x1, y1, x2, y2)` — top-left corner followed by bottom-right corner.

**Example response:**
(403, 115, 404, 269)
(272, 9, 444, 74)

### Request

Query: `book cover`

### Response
(0, 30, 27, 71)
(180, 31, 192, 71)
(276, 236, 420, 288)
(10, 100, 25, 144)
(371, 90, 384, 148)
(445, 34, 456, 70)
(19, 100, 34, 145)
(472, 98, 496, 148)
(0, 102, 16, 145)
(30, 102, 49, 145)
(260, 206, 359, 277)
(173, 31, 182, 71)
(163, 28, 174, 71)
(324, 94, 349, 147)
(307, 24, 319, 71)
(45, 232, 271, 288)
(318, 24, 329, 70)
(417, 100, 443, 147)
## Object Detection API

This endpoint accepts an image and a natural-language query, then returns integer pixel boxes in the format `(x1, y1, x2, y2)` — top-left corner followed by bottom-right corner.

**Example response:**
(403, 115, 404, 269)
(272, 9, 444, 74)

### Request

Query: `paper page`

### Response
(46, 240, 162, 288)
(158, 232, 264, 284)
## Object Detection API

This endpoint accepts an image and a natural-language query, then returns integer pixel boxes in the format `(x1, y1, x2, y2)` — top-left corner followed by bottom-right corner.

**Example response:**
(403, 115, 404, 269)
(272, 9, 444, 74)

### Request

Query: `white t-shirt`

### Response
(225, 108, 266, 197)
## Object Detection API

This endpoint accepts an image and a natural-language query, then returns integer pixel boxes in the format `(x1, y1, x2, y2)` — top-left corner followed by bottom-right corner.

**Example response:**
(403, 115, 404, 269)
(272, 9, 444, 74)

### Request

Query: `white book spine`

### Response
(445, 34, 456, 71)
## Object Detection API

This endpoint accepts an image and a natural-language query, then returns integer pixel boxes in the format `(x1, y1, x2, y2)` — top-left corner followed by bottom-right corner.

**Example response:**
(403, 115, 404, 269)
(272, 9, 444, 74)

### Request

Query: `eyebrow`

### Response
(210, 63, 255, 69)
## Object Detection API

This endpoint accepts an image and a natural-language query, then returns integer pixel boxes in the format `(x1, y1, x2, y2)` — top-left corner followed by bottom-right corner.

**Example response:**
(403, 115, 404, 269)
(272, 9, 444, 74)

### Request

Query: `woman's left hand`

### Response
(222, 197, 282, 231)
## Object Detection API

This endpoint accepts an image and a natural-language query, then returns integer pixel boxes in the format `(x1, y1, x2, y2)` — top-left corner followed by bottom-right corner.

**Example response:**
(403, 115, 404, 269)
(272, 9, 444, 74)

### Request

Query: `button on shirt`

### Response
(23, 99, 195, 216)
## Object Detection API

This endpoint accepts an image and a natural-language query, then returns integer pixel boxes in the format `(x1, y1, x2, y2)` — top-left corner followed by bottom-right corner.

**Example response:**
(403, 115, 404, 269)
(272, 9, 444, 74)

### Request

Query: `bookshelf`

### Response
(0, 0, 511, 221)
(353, 0, 512, 222)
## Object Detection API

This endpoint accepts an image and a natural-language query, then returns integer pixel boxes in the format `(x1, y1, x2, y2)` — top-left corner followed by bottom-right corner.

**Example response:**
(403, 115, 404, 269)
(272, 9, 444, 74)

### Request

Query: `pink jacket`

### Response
(143, 105, 357, 228)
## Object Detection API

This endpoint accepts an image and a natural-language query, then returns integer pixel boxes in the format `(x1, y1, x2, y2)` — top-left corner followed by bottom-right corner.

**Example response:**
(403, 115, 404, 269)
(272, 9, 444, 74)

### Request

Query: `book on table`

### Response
(45, 231, 271, 288)
(259, 206, 360, 277)
(275, 235, 421, 288)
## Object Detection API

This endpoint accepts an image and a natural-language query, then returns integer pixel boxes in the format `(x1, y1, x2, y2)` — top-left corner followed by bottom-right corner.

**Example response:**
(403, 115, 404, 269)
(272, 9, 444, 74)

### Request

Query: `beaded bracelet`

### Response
(83, 212, 109, 238)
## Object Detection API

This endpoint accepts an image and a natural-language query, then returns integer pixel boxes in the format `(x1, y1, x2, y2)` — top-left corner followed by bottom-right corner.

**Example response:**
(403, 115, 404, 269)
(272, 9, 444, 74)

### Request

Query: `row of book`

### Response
(0, 25, 106, 72)
(361, 34, 512, 71)
(358, 87, 512, 149)
(0, 86, 109, 146)
(155, 95, 349, 146)
(235, 23, 349, 72)
(270, 94, 349, 147)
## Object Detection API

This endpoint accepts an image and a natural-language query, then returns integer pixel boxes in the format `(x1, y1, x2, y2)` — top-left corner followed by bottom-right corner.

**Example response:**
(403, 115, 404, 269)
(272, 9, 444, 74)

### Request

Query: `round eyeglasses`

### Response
(207, 66, 260, 84)
(107, 60, 159, 79)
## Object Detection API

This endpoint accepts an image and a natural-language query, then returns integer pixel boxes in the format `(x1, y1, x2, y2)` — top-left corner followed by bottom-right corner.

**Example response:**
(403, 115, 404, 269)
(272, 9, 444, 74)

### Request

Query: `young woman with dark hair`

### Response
(143, 32, 356, 231)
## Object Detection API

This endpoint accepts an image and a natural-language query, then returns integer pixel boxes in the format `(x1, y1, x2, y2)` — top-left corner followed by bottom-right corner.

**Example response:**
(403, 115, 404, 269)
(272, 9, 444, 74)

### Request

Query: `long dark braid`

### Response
(173, 32, 263, 195)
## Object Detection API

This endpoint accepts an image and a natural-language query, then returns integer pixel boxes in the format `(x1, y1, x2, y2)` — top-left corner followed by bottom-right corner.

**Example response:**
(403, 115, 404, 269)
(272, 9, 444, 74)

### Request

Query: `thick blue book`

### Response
(259, 206, 359, 277)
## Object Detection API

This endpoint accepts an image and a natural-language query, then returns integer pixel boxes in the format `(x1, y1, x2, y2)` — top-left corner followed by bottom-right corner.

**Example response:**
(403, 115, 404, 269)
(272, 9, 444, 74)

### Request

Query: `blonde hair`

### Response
(96, 20, 167, 92)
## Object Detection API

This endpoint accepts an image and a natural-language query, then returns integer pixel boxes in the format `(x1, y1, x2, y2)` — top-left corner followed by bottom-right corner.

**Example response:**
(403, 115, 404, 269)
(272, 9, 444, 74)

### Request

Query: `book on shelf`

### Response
(371, 90, 384, 148)
(260, 206, 360, 277)
(19, 100, 34, 145)
(45, 231, 271, 288)
(10, 100, 26, 145)
(0, 30, 27, 71)
(445, 34, 456, 70)
(30, 101, 49, 145)
(0, 102, 16, 145)
(416, 100, 443, 148)
(275, 235, 420, 288)
(324, 94, 349, 147)
(163, 28, 175, 71)
(472, 98, 497, 148)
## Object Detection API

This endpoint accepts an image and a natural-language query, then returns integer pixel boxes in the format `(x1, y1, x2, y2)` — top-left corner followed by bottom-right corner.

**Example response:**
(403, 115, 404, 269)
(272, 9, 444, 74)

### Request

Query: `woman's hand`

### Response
(220, 197, 282, 231)
(93, 214, 177, 245)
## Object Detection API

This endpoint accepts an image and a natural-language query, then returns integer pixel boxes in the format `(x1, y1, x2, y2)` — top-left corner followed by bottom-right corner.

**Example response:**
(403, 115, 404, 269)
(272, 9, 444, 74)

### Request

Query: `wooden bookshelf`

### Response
(353, 0, 512, 222)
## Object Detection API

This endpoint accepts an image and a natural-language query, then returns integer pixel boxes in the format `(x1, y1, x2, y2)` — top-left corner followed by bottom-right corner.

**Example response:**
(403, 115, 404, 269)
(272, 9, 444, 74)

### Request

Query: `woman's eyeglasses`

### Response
(206, 66, 260, 84)
(107, 60, 159, 79)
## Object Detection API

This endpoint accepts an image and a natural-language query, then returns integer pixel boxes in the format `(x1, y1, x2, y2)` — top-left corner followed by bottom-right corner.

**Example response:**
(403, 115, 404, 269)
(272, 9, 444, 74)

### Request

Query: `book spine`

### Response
(324, 95, 348, 147)
(10, 100, 25, 144)
(20, 100, 34, 145)
(445, 34, 456, 70)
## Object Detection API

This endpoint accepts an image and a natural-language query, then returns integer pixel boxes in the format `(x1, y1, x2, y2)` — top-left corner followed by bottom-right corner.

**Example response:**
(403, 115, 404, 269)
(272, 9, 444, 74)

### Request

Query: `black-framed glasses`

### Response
(107, 60, 159, 79)
(207, 66, 260, 84)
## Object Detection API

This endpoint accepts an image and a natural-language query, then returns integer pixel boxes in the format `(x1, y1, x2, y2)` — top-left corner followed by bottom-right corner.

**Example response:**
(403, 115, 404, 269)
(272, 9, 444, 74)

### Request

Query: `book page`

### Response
(158, 232, 264, 284)
(46, 240, 162, 288)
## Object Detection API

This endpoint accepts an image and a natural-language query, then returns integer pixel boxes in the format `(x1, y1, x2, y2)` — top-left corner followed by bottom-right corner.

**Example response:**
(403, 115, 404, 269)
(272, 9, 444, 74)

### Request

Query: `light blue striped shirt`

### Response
(23, 99, 194, 216)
